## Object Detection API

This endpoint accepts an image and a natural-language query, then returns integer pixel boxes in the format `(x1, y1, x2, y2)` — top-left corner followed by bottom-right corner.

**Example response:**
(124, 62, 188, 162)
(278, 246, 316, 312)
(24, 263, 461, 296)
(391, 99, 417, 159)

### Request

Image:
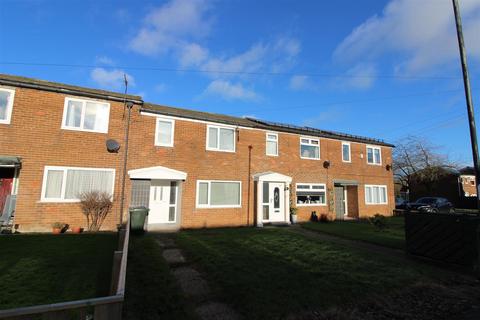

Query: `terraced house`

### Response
(0, 74, 395, 232)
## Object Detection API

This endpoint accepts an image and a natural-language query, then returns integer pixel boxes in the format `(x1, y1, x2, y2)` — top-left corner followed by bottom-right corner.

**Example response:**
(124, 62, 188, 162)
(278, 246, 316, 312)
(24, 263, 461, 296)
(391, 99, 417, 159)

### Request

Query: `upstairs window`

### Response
(0, 88, 15, 124)
(300, 137, 320, 160)
(207, 125, 235, 152)
(366, 146, 381, 165)
(342, 142, 351, 162)
(62, 97, 110, 133)
(155, 118, 174, 147)
(266, 133, 278, 156)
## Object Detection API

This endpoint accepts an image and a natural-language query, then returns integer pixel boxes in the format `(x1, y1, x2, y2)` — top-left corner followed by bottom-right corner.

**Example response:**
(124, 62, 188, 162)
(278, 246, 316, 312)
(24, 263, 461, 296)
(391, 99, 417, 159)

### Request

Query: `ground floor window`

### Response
(196, 180, 241, 208)
(296, 183, 326, 206)
(41, 166, 115, 202)
(365, 185, 387, 204)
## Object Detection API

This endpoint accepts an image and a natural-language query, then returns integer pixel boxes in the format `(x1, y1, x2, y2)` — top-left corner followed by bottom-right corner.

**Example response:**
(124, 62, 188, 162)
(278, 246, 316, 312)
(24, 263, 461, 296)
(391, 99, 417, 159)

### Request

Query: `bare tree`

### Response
(393, 136, 459, 194)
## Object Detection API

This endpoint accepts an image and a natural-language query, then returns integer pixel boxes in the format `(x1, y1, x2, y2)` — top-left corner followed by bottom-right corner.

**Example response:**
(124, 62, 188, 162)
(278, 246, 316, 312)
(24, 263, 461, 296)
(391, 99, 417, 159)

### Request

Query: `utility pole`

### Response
(452, 0, 480, 210)
(119, 74, 134, 226)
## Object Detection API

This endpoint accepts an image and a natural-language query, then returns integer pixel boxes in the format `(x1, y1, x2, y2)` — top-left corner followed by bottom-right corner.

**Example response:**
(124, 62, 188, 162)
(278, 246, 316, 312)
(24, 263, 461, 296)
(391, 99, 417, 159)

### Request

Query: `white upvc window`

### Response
(266, 133, 278, 156)
(206, 125, 235, 152)
(296, 183, 327, 206)
(300, 137, 320, 160)
(155, 118, 175, 147)
(366, 145, 382, 165)
(41, 166, 115, 202)
(196, 180, 241, 208)
(342, 142, 351, 162)
(365, 185, 388, 205)
(0, 88, 15, 124)
(62, 97, 110, 133)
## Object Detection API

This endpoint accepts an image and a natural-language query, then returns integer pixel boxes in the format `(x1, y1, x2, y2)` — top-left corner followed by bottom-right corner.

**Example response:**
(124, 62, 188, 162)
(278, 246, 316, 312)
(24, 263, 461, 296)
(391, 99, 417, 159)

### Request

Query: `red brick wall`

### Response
(0, 84, 395, 232)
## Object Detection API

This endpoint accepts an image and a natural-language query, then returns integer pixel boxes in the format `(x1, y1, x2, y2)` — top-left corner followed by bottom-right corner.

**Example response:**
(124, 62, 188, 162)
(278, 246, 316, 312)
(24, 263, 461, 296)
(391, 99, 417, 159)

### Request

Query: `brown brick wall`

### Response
(0, 84, 395, 232)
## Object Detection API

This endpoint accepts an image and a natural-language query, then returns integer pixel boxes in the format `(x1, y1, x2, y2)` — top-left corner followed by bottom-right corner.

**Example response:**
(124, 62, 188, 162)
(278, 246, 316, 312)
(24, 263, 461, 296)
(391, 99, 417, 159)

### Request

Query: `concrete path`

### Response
(155, 236, 241, 320)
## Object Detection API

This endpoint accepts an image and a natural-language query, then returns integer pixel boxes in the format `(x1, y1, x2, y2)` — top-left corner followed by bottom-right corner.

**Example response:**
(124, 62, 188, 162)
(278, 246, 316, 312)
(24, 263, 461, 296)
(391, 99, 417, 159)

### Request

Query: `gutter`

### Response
(0, 79, 143, 105)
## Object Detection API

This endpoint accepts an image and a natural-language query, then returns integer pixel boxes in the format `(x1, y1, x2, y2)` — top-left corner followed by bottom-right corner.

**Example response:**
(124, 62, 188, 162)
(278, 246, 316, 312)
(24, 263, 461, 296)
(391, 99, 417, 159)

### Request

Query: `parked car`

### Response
(407, 197, 455, 213)
(395, 197, 408, 209)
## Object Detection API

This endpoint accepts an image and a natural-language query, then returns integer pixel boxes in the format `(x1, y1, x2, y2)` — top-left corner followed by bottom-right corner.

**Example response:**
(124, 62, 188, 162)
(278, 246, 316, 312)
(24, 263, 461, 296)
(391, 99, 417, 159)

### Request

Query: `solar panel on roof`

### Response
(246, 117, 385, 144)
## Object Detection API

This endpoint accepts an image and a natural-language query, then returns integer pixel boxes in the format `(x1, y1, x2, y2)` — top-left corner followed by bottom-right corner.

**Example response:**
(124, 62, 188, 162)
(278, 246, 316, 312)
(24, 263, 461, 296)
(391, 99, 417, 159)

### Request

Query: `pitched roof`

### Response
(143, 103, 394, 147)
(0, 73, 142, 103)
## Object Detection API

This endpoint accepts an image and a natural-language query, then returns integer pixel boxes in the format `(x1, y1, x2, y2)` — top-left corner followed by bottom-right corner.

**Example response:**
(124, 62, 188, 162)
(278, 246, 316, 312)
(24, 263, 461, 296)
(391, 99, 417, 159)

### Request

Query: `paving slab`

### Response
(173, 266, 210, 298)
(155, 238, 176, 248)
(162, 248, 186, 265)
(196, 302, 241, 320)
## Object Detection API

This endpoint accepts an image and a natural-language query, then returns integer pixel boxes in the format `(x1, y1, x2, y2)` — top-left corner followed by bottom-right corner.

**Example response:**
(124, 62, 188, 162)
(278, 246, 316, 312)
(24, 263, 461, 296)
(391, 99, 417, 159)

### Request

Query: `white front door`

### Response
(269, 182, 285, 222)
(149, 180, 176, 224)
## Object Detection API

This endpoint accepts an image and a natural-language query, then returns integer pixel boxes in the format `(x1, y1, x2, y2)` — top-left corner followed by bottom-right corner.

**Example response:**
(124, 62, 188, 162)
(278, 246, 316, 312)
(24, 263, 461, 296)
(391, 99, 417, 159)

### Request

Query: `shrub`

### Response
(79, 191, 113, 232)
(368, 214, 387, 231)
(290, 206, 298, 215)
(319, 214, 330, 223)
(51, 222, 64, 229)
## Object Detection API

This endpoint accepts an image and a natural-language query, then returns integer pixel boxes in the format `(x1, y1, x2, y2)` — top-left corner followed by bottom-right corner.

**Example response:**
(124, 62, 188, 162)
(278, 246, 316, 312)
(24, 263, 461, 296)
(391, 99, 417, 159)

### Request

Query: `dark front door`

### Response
(334, 186, 345, 220)
(0, 168, 14, 214)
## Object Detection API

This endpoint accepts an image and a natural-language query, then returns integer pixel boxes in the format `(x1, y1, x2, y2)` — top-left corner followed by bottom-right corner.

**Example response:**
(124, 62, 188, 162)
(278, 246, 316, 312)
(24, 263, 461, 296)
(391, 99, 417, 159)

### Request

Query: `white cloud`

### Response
(302, 108, 342, 127)
(203, 80, 259, 101)
(95, 55, 115, 66)
(334, 0, 480, 74)
(154, 83, 167, 93)
(342, 63, 377, 89)
(90, 68, 135, 90)
(289, 75, 311, 91)
(129, 0, 211, 56)
(179, 43, 209, 67)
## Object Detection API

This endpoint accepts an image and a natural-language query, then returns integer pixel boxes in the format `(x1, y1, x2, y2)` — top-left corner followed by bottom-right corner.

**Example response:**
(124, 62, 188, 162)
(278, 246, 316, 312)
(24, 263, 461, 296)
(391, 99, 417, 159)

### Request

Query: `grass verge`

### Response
(0, 233, 116, 309)
(301, 216, 405, 249)
(175, 227, 447, 319)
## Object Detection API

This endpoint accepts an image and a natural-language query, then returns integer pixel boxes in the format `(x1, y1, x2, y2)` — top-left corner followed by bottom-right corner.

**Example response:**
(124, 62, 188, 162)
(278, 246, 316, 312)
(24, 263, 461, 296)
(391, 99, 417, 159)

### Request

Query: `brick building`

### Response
(0, 74, 395, 232)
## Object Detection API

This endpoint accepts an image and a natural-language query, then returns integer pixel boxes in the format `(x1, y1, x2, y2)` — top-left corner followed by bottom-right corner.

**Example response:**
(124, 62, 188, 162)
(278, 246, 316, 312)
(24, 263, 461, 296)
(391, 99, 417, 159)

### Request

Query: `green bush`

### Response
(368, 214, 387, 231)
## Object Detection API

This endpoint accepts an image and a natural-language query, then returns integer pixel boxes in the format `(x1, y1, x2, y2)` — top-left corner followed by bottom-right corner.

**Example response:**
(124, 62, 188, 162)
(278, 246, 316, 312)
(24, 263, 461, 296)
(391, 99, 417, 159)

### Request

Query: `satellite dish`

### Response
(106, 139, 121, 153)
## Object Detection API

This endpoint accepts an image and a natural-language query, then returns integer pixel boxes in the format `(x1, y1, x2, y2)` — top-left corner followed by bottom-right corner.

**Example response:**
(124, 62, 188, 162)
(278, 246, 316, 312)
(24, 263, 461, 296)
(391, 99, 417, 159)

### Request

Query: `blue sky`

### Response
(1, 0, 480, 164)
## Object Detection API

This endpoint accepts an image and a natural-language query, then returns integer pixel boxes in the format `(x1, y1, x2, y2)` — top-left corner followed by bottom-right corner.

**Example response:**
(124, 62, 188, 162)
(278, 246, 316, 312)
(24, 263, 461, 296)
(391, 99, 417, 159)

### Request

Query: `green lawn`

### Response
(0, 233, 116, 309)
(301, 216, 405, 249)
(123, 235, 196, 320)
(174, 227, 441, 319)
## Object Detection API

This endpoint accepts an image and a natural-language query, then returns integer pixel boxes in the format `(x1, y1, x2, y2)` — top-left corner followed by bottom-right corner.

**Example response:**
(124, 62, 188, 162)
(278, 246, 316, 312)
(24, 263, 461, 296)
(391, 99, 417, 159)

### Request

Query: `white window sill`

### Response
(196, 205, 242, 209)
(206, 148, 236, 153)
(365, 203, 388, 205)
(297, 203, 327, 207)
(61, 126, 108, 134)
(366, 162, 382, 166)
(300, 157, 320, 160)
(266, 153, 279, 157)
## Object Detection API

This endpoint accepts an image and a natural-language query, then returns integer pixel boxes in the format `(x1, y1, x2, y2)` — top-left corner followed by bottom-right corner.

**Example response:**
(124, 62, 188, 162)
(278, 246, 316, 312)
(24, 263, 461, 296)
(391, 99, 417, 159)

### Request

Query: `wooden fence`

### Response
(405, 210, 480, 273)
(0, 218, 130, 320)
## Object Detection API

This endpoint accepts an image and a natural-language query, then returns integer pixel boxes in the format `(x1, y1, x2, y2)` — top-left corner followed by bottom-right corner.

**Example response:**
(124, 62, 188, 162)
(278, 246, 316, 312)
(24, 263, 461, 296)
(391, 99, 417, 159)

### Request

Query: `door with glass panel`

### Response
(149, 180, 177, 224)
(268, 182, 285, 222)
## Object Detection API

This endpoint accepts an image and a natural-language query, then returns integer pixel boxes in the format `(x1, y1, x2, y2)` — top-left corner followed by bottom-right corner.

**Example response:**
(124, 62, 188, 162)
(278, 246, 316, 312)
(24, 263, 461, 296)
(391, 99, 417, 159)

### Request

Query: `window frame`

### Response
(195, 180, 242, 208)
(40, 166, 116, 203)
(154, 117, 175, 147)
(364, 184, 388, 205)
(342, 142, 351, 163)
(0, 88, 15, 125)
(61, 97, 111, 134)
(366, 145, 382, 165)
(300, 137, 320, 160)
(206, 125, 236, 153)
(266, 132, 279, 156)
(295, 183, 327, 207)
